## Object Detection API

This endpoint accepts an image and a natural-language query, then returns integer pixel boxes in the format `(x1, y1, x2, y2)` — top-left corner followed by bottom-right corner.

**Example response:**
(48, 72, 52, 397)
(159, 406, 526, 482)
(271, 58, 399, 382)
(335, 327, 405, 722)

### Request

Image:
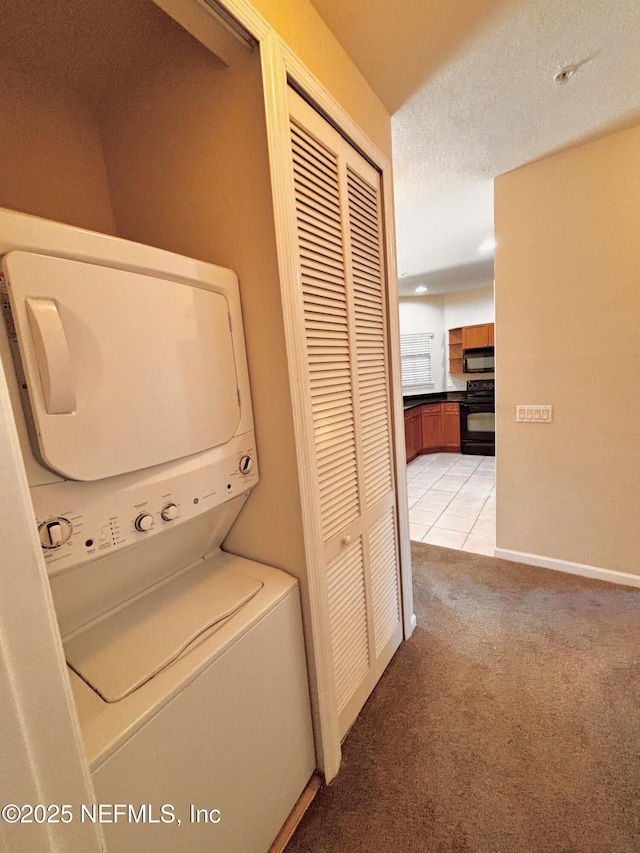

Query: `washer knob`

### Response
(135, 513, 155, 532)
(239, 455, 254, 475)
(161, 503, 178, 521)
(38, 517, 73, 549)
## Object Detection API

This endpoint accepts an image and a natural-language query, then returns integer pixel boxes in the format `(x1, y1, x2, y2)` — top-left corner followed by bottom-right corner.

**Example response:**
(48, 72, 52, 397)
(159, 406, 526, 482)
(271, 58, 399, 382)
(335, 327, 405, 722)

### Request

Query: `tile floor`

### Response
(406, 452, 496, 555)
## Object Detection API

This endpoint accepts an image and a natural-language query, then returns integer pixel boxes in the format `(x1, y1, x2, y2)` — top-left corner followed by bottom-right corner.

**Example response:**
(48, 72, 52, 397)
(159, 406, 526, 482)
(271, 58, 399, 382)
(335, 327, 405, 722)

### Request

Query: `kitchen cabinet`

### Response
(448, 328, 463, 374)
(421, 404, 442, 451)
(442, 403, 461, 449)
(405, 401, 461, 458)
(462, 323, 494, 350)
(448, 323, 494, 374)
(404, 407, 422, 462)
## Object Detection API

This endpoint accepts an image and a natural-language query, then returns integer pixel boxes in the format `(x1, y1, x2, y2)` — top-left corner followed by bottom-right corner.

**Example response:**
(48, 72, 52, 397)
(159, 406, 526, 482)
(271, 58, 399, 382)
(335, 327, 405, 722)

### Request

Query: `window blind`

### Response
(400, 332, 434, 387)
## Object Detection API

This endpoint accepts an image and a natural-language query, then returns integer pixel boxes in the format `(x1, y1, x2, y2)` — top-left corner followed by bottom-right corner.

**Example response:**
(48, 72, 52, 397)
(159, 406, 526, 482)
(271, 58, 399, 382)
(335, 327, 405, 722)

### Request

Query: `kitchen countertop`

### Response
(403, 391, 467, 411)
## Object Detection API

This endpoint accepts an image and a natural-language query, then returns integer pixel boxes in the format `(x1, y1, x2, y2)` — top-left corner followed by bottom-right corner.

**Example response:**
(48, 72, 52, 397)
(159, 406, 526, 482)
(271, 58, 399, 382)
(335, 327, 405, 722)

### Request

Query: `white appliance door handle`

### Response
(26, 298, 76, 414)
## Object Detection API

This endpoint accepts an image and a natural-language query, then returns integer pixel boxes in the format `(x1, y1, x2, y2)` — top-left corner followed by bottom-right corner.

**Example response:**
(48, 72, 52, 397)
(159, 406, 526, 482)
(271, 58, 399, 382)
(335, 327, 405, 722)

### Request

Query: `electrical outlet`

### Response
(516, 405, 552, 423)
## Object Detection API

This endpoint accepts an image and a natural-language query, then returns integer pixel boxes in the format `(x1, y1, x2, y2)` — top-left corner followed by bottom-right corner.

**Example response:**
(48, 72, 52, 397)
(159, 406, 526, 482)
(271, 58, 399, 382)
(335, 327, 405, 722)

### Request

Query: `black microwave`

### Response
(463, 347, 494, 374)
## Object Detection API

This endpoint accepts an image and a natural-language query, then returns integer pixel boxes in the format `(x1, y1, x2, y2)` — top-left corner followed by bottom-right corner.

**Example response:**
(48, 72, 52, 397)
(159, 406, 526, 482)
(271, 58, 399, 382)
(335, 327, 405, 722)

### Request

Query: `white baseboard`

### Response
(494, 548, 640, 589)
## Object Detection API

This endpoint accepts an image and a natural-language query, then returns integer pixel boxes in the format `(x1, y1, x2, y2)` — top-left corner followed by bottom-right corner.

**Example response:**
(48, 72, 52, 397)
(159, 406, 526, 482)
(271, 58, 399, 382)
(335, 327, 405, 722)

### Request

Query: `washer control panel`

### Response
(30, 437, 258, 576)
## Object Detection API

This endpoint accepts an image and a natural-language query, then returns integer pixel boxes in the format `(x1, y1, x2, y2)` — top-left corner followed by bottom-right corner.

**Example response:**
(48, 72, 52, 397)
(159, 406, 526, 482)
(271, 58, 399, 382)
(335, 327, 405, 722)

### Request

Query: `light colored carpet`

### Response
(286, 542, 640, 852)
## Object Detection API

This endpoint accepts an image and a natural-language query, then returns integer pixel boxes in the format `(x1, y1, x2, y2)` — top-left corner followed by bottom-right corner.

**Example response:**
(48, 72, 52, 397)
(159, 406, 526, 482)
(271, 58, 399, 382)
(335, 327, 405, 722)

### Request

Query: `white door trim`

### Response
(0, 363, 104, 852)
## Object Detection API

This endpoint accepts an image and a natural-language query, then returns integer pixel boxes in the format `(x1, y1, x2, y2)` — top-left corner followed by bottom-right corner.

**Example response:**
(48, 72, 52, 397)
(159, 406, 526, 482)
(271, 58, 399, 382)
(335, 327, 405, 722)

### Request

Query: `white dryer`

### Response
(0, 209, 315, 852)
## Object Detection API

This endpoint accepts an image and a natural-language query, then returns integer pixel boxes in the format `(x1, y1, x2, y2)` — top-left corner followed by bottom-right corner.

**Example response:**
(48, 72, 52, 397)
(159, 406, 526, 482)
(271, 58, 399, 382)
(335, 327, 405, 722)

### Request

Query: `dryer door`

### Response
(4, 251, 241, 481)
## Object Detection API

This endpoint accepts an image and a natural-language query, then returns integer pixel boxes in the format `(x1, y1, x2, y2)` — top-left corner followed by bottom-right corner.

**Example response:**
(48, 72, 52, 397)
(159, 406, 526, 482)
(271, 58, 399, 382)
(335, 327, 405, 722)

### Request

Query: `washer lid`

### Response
(3, 250, 241, 481)
(65, 561, 263, 703)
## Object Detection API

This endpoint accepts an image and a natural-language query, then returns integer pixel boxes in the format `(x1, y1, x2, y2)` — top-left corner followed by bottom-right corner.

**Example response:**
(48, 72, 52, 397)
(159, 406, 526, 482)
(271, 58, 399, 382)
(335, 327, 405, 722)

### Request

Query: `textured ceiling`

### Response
(310, 0, 640, 295)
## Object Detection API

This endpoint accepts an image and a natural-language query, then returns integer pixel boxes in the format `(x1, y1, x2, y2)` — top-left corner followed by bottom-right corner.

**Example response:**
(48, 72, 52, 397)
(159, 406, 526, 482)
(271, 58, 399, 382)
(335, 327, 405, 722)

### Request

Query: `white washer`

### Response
(0, 209, 315, 852)
(69, 551, 314, 853)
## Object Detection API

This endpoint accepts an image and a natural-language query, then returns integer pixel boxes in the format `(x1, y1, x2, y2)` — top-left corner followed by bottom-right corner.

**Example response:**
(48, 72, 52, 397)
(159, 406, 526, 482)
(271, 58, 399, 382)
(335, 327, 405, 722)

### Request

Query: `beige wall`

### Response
(250, 0, 392, 159)
(494, 124, 640, 575)
(98, 27, 307, 579)
(0, 68, 116, 235)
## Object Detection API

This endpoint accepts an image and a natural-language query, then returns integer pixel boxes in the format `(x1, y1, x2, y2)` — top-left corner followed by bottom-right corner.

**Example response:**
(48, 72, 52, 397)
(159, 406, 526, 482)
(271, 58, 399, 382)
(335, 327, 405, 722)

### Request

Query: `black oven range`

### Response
(460, 379, 495, 456)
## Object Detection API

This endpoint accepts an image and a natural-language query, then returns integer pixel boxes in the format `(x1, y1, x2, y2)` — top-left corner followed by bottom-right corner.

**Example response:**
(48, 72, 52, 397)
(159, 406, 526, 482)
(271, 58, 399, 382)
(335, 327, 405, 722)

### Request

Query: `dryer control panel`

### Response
(30, 435, 258, 576)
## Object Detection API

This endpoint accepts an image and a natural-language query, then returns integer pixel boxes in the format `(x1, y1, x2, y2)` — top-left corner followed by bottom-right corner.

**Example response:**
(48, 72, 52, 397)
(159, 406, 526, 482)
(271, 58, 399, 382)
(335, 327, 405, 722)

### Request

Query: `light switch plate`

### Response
(516, 405, 552, 423)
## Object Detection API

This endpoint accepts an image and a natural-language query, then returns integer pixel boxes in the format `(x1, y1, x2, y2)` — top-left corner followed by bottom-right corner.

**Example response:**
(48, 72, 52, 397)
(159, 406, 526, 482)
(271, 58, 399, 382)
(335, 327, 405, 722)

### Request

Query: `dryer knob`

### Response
(239, 455, 254, 475)
(135, 513, 155, 532)
(161, 503, 178, 521)
(38, 517, 72, 549)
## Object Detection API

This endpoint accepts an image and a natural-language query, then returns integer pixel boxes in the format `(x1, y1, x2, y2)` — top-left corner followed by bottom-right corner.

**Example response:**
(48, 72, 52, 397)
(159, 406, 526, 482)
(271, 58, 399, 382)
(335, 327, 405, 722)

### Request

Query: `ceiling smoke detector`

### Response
(553, 64, 578, 85)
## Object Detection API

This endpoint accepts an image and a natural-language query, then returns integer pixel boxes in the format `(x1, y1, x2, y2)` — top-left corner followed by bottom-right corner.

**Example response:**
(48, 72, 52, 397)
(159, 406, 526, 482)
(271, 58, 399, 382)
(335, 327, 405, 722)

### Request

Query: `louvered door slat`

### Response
(319, 463, 357, 487)
(294, 186, 341, 222)
(292, 120, 360, 543)
(301, 249, 345, 275)
(316, 437, 355, 461)
(293, 156, 340, 195)
(300, 245, 344, 268)
(300, 262, 347, 286)
(293, 169, 341, 212)
(313, 420, 354, 443)
(369, 509, 401, 654)
(304, 290, 346, 308)
(350, 249, 380, 274)
(311, 385, 351, 401)
(352, 230, 380, 251)
(309, 369, 351, 384)
(311, 387, 353, 404)
(300, 232, 344, 258)
(347, 194, 378, 227)
(305, 318, 348, 332)
(296, 206, 343, 241)
(291, 125, 337, 171)
(347, 176, 378, 210)
(326, 539, 369, 711)
(346, 167, 393, 511)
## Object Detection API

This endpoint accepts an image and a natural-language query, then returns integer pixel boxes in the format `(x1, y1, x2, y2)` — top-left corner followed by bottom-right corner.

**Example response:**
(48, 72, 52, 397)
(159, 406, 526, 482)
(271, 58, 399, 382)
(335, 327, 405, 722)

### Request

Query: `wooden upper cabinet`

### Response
(462, 323, 494, 349)
(449, 324, 494, 374)
(448, 327, 463, 374)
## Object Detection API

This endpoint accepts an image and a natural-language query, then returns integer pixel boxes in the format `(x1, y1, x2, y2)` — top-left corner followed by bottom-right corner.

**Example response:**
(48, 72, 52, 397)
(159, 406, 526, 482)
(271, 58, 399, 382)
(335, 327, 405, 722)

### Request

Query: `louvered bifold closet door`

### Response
(288, 88, 402, 740)
(344, 161, 402, 666)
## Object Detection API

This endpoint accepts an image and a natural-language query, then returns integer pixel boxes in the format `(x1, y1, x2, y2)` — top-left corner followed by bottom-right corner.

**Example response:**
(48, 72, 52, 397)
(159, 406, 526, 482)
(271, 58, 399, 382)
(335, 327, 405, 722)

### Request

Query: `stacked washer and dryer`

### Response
(0, 208, 315, 852)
